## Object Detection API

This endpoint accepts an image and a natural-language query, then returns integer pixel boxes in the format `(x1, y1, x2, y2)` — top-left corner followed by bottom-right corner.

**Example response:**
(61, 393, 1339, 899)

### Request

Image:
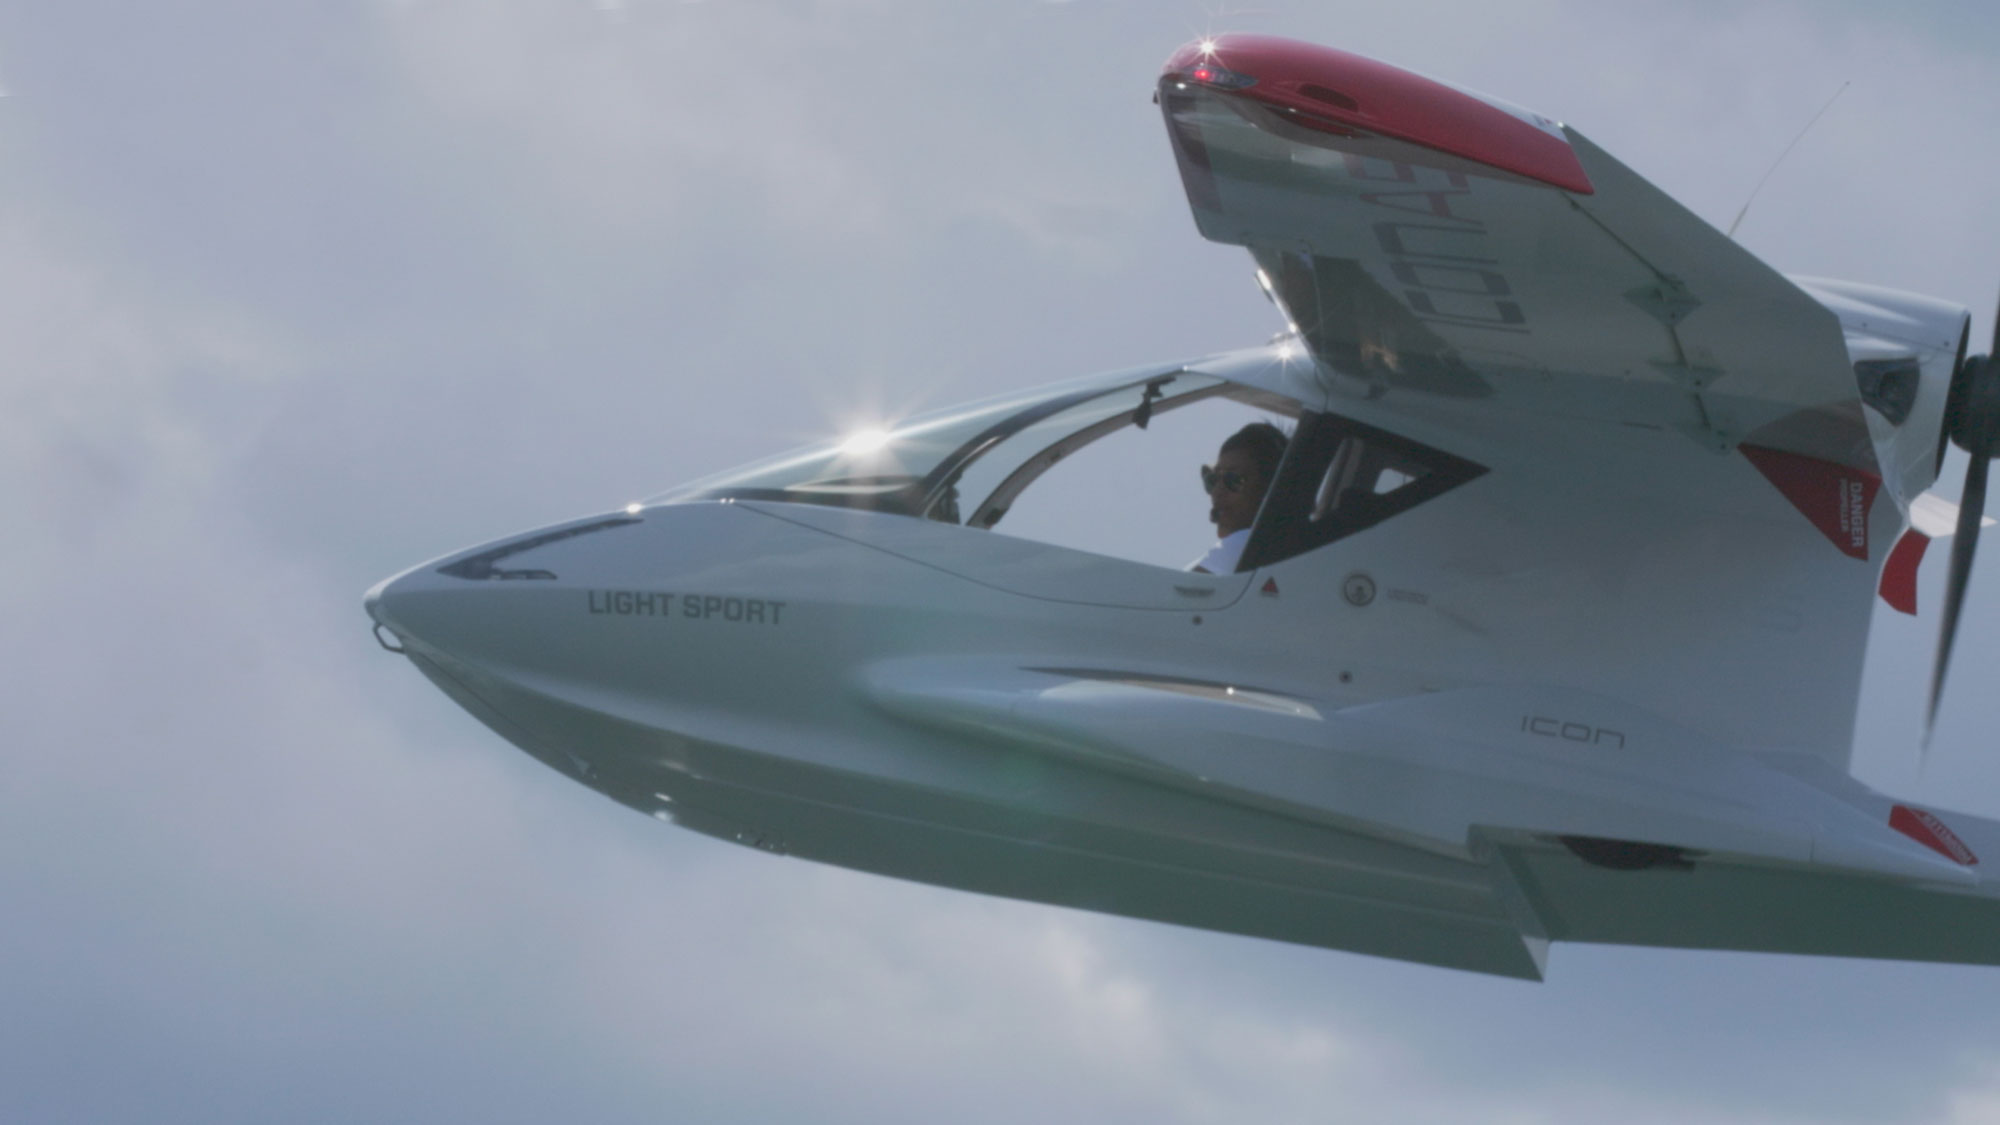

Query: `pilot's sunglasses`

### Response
(1201, 465, 1252, 494)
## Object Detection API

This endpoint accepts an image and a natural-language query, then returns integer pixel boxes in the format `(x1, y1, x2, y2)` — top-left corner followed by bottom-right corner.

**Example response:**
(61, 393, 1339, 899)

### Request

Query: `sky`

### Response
(10, 2, 2000, 1122)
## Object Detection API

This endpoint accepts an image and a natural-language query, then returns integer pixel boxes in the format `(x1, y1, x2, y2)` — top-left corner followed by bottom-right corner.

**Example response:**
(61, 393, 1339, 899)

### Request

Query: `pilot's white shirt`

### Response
(1189, 528, 1249, 574)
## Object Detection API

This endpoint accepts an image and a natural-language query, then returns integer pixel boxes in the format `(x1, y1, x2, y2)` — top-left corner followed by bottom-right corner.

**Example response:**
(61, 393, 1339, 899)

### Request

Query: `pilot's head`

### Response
(1204, 421, 1287, 538)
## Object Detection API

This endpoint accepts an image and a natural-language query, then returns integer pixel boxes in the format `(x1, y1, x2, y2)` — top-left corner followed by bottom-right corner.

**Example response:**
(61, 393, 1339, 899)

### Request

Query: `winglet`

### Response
(1163, 35, 1594, 195)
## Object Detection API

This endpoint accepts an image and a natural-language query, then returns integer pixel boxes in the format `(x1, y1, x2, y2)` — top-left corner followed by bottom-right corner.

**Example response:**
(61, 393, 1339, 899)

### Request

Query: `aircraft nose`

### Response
(366, 512, 651, 660)
(364, 559, 486, 658)
(364, 565, 434, 653)
(362, 573, 392, 625)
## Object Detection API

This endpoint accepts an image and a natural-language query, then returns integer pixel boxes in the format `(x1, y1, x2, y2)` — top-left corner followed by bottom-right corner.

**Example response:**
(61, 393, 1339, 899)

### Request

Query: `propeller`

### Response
(1927, 304, 2000, 736)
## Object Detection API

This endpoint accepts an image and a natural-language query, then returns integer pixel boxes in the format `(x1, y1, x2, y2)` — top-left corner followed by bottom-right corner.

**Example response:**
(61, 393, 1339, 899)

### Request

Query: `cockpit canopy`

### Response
(651, 365, 1259, 525)
(652, 355, 1483, 572)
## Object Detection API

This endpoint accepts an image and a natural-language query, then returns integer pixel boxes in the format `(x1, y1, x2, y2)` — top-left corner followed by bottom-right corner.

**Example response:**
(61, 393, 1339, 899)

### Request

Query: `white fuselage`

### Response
(367, 295, 2000, 979)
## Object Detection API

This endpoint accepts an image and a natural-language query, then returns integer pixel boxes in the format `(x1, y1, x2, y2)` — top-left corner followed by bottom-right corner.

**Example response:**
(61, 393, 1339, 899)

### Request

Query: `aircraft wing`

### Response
(1159, 36, 1870, 471)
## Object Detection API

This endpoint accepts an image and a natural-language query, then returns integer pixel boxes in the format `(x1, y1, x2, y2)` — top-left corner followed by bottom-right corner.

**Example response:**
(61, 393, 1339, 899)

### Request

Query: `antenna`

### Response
(1727, 81, 1850, 240)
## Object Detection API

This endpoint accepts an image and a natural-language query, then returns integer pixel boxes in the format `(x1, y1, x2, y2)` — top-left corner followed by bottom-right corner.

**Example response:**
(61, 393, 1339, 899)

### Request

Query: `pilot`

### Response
(1191, 421, 1287, 574)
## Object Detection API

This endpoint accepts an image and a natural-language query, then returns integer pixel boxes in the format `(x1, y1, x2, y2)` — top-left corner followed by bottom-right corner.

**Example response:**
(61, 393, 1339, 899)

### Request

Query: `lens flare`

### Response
(839, 428, 894, 456)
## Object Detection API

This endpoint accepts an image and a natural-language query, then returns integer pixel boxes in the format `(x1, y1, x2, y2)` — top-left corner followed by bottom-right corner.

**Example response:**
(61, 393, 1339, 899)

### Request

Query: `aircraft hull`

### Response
(400, 641, 1546, 979)
(370, 499, 2000, 980)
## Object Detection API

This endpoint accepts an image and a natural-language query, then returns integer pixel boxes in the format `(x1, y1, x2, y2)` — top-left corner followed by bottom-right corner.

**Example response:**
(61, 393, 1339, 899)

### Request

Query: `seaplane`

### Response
(366, 34, 2000, 980)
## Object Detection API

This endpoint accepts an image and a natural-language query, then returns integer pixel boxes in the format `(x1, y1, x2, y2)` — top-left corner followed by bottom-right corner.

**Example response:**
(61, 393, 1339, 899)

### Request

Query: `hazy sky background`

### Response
(10, 2, 2000, 1122)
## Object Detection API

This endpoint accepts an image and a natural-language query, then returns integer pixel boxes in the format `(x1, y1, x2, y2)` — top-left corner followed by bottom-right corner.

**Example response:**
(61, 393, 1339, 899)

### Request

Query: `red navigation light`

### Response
(1182, 63, 1256, 91)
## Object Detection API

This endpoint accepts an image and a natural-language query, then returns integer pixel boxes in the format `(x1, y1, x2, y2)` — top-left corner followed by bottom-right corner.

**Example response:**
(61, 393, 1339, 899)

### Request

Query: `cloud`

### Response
(8, 2, 2000, 1123)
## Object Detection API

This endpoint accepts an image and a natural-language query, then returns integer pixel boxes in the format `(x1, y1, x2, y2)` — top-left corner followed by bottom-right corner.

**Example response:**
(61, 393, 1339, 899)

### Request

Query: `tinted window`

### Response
(1240, 411, 1486, 569)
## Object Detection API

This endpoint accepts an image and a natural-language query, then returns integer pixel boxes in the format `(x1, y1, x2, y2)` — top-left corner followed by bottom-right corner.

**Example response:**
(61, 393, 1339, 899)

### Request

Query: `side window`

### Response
(974, 389, 1300, 570)
(1242, 411, 1486, 569)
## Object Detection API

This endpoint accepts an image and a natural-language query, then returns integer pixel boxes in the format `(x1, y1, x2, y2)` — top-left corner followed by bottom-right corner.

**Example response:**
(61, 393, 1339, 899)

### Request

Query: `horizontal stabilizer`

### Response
(1505, 840, 2000, 967)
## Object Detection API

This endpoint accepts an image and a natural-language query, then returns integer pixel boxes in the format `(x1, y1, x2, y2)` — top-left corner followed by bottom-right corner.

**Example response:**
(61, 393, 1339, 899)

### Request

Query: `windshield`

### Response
(650, 364, 1226, 521)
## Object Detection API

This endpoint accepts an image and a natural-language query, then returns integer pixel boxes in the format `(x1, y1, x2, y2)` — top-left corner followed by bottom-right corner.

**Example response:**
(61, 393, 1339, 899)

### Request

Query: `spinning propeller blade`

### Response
(1931, 449, 1988, 732)
(1927, 306, 2000, 737)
